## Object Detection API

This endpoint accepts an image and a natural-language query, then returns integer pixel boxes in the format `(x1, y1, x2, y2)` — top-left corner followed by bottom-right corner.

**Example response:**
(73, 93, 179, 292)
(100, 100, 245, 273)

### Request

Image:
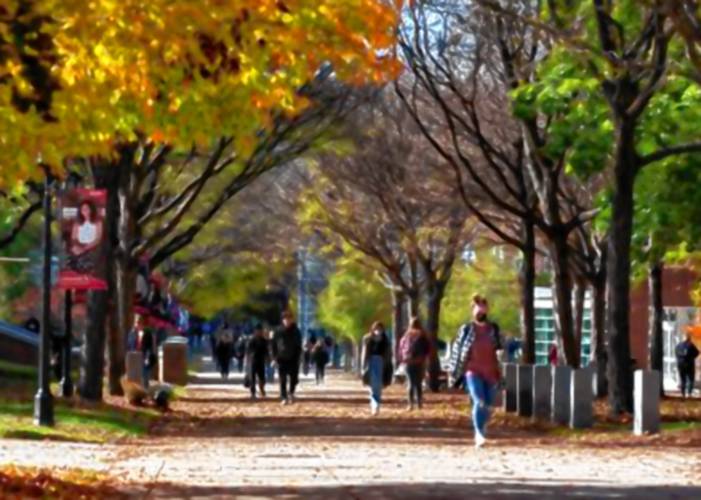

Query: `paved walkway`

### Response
(1, 358, 700, 499)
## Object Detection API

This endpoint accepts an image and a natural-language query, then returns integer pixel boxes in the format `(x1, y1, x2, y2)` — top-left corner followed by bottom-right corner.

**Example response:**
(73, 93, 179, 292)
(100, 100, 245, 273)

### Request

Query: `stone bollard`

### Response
(551, 366, 572, 425)
(517, 364, 533, 417)
(634, 370, 661, 435)
(504, 363, 517, 412)
(126, 351, 144, 386)
(570, 368, 593, 429)
(532, 365, 552, 420)
(159, 339, 188, 386)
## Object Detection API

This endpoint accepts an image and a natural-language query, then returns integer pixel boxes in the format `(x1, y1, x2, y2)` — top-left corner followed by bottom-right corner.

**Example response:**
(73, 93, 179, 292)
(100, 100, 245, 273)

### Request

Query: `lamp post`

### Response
(34, 172, 54, 426)
(59, 289, 74, 397)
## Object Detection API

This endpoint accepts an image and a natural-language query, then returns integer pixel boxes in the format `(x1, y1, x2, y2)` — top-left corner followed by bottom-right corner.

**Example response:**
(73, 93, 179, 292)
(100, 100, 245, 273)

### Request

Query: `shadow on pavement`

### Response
(143, 481, 701, 499)
(152, 414, 497, 442)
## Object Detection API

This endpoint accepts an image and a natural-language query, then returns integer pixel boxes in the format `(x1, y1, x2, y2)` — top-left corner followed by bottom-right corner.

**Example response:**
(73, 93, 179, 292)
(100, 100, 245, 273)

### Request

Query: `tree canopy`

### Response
(0, 0, 402, 185)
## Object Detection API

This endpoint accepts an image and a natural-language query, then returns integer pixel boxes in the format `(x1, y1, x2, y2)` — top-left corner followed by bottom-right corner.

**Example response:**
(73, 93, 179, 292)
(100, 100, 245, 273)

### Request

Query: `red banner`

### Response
(56, 188, 108, 291)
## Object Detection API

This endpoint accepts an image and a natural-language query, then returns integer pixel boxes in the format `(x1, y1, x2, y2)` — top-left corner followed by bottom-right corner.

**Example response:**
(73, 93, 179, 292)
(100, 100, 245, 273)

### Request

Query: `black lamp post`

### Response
(59, 289, 74, 397)
(34, 172, 54, 426)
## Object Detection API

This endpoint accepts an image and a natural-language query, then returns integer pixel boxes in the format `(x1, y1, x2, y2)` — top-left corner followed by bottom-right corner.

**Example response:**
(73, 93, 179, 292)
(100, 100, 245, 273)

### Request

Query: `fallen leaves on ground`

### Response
(0, 465, 126, 499)
(149, 371, 701, 452)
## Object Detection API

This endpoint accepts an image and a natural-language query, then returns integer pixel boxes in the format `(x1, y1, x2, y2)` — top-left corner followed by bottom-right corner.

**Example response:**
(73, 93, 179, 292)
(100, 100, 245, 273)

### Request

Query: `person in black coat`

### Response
(676, 333, 700, 398)
(272, 311, 303, 405)
(311, 339, 330, 385)
(246, 324, 270, 399)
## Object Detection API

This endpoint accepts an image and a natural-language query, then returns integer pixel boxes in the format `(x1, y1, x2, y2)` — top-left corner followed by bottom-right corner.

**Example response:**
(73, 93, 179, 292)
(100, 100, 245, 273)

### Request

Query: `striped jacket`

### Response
(448, 321, 503, 385)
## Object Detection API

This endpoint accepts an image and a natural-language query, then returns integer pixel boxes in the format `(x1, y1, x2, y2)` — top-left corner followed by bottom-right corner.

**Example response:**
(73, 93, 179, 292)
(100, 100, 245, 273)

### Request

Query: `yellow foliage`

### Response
(0, 0, 402, 186)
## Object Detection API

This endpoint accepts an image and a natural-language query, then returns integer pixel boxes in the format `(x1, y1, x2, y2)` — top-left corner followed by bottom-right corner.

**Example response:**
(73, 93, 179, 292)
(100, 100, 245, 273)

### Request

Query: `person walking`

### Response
(216, 322, 234, 380)
(548, 342, 558, 366)
(246, 324, 270, 399)
(234, 333, 247, 373)
(127, 315, 157, 388)
(449, 294, 503, 448)
(361, 321, 393, 416)
(272, 311, 303, 405)
(399, 317, 431, 411)
(311, 338, 330, 385)
(676, 333, 700, 398)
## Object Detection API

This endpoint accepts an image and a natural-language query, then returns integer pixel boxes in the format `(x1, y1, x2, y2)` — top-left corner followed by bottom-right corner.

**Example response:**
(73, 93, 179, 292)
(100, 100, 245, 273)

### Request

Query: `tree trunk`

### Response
(111, 253, 137, 395)
(107, 156, 138, 395)
(407, 289, 420, 319)
(649, 260, 665, 397)
(343, 340, 353, 372)
(391, 288, 406, 361)
(78, 162, 120, 401)
(590, 264, 608, 397)
(519, 220, 536, 364)
(573, 275, 586, 357)
(550, 234, 579, 367)
(606, 121, 637, 415)
(354, 340, 363, 377)
(78, 290, 107, 401)
(424, 279, 447, 392)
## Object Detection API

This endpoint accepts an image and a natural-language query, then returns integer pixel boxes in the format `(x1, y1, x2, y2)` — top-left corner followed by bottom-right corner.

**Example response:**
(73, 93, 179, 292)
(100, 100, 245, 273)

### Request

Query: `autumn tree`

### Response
(0, 1, 402, 399)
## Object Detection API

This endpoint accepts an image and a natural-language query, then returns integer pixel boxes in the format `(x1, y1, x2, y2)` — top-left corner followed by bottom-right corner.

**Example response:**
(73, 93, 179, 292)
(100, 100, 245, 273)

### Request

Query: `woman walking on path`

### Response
(311, 339, 330, 385)
(361, 321, 393, 416)
(449, 294, 503, 448)
(399, 317, 432, 411)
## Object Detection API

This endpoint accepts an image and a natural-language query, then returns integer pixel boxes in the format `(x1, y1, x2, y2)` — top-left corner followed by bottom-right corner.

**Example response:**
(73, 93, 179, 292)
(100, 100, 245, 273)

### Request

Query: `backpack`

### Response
(401, 332, 429, 363)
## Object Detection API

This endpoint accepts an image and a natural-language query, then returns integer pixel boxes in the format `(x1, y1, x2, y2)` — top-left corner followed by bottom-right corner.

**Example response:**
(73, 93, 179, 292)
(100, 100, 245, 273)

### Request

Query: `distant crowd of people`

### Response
(122, 293, 700, 450)
(205, 311, 335, 403)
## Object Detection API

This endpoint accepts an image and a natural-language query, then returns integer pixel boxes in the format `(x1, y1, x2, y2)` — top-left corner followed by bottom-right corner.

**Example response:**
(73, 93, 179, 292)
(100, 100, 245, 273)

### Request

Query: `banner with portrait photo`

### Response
(57, 188, 108, 290)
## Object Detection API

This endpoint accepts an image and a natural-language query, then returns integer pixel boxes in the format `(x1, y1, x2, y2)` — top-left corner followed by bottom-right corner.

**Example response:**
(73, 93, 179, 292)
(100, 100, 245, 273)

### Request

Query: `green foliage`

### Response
(510, 47, 613, 179)
(179, 253, 290, 318)
(317, 258, 391, 343)
(0, 199, 40, 318)
(440, 249, 520, 341)
(632, 134, 701, 280)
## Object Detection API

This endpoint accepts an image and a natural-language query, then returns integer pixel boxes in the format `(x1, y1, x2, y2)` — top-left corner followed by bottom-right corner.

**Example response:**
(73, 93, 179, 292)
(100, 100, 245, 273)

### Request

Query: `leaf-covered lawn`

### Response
(0, 362, 159, 444)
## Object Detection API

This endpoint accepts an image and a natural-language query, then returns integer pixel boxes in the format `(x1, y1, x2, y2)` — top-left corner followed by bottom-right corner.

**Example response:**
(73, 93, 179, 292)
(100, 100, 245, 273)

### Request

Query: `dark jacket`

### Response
(361, 331, 393, 387)
(676, 340, 700, 367)
(311, 344, 330, 365)
(246, 335, 270, 365)
(272, 323, 303, 362)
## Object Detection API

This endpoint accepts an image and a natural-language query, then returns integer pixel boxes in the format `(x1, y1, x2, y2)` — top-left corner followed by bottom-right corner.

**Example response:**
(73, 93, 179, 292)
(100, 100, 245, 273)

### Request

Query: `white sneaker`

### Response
(281, 398, 289, 406)
(474, 432, 486, 449)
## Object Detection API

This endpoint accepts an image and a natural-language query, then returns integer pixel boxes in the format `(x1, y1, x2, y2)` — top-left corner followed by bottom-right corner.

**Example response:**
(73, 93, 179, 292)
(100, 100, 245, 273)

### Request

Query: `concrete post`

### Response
(551, 366, 572, 425)
(570, 368, 593, 429)
(634, 370, 661, 435)
(517, 364, 533, 417)
(532, 365, 552, 420)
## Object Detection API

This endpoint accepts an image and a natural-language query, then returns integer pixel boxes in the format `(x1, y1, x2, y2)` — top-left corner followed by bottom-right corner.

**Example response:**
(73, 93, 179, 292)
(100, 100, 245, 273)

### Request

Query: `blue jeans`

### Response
(466, 373, 495, 437)
(368, 355, 384, 409)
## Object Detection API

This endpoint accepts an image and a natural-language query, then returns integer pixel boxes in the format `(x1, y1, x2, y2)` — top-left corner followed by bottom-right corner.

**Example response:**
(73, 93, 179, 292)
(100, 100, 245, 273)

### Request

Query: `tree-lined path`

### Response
(2, 358, 700, 499)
